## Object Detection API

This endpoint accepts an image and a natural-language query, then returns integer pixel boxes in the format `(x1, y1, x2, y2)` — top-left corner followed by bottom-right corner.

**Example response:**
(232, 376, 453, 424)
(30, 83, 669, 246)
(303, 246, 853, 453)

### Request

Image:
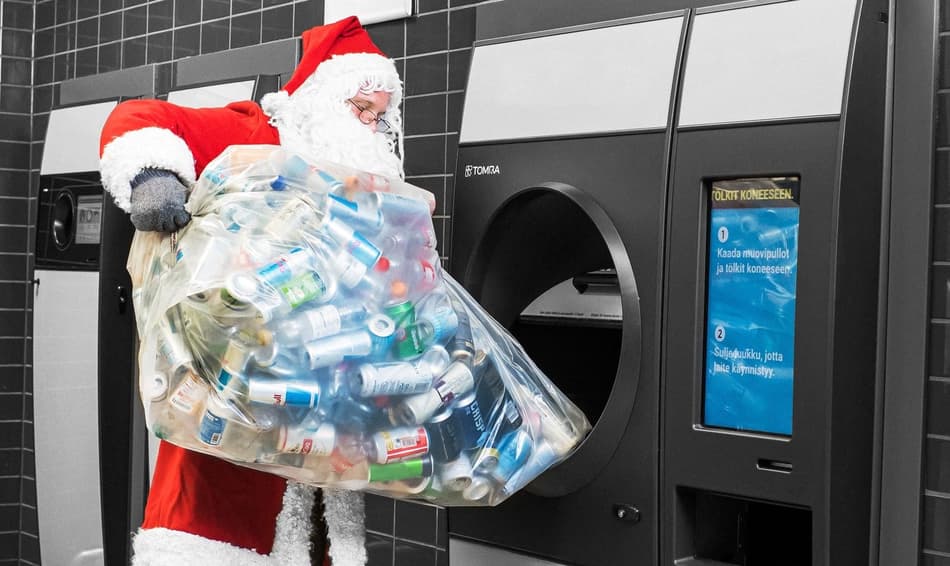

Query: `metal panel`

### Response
(41, 101, 118, 175)
(166, 79, 258, 108)
(678, 0, 858, 126)
(449, 538, 567, 566)
(174, 40, 296, 88)
(879, 0, 934, 564)
(325, 0, 412, 25)
(34, 269, 104, 566)
(59, 67, 154, 106)
(459, 16, 683, 143)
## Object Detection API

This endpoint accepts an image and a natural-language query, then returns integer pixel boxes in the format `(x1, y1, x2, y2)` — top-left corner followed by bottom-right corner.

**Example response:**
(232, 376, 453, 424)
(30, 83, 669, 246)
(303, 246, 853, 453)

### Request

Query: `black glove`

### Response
(129, 168, 191, 232)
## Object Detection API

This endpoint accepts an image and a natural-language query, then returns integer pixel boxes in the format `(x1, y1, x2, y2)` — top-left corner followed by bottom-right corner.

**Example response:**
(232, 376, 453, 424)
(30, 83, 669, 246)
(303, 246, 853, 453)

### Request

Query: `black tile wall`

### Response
(0, 0, 34, 563)
(12, 0, 491, 564)
(928, 3, 950, 562)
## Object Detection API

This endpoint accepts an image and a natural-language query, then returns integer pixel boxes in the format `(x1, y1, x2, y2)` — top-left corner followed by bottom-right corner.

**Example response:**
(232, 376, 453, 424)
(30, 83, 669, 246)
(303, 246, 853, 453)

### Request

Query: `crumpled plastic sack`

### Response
(126, 145, 591, 505)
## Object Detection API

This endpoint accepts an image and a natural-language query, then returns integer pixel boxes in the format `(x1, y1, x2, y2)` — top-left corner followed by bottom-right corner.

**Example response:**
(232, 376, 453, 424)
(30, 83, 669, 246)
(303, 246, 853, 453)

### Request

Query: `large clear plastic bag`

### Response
(127, 145, 591, 505)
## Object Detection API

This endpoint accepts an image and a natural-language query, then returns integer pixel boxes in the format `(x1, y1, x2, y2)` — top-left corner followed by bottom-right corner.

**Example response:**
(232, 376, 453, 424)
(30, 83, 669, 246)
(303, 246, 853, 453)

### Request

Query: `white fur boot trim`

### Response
(131, 527, 274, 566)
(270, 481, 316, 566)
(99, 126, 197, 212)
(324, 488, 367, 566)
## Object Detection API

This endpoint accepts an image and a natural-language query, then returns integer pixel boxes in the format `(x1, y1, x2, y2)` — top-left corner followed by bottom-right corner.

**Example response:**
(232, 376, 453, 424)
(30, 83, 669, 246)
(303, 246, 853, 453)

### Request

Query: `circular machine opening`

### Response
(52, 192, 74, 250)
(463, 183, 641, 497)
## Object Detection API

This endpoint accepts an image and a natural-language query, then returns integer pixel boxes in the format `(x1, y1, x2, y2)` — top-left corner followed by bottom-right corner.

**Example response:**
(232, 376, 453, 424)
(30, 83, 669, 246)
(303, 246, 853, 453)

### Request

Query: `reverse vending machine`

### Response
(449, 11, 685, 566)
(662, 1, 887, 565)
(449, 0, 888, 565)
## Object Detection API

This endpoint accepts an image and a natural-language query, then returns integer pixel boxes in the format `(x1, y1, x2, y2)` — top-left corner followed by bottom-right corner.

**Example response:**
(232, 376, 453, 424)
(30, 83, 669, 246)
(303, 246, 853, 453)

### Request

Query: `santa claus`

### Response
(98, 16, 428, 566)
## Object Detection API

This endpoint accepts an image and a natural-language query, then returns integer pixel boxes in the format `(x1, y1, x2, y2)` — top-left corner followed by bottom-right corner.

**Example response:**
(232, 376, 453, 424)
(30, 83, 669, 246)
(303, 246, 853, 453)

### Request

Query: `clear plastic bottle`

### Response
(274, 302, 368, 345)
(197, 393, 266, 461)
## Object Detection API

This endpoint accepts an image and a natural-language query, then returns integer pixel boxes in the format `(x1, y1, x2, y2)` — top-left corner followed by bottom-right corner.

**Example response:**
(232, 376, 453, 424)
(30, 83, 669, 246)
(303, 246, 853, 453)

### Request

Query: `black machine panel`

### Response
(449, 132, 666, 565)
(35, 172, 104, 270)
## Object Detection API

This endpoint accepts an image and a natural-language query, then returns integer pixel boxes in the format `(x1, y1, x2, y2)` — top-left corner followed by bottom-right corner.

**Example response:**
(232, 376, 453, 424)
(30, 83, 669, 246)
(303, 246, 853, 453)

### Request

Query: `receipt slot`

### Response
(662, 1, 887, 565)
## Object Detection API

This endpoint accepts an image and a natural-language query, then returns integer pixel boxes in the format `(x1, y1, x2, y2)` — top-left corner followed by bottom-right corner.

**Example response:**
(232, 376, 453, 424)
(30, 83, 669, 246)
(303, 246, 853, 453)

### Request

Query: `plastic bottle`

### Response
(197, 393, 266, 461)
(327, 192, 384, 234)
(275, 302, 368, 345)
(322, 217, 384, 270)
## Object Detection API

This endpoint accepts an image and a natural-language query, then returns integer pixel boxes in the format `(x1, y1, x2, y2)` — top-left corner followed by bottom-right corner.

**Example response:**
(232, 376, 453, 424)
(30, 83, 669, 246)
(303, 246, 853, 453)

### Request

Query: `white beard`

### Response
(275, 94, 403, 180)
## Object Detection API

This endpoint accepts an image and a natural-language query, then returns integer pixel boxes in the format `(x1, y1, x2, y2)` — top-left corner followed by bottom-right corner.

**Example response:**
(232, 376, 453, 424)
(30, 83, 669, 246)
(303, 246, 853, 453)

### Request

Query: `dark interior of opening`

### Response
(511, 319, 620, 428)
(468, 189, 624, 429)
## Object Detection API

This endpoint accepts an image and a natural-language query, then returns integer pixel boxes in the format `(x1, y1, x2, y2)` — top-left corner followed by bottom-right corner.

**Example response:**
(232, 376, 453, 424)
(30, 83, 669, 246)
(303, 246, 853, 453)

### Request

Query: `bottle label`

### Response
(280, 425, 334, 456)
(170, 372, 206, 414)
(375, 427, 429, 463)
(394, 324, 428, 359)
(434, 363, 475, 404)
(198, 407, 226, 446)
(278, 272, 327, 308)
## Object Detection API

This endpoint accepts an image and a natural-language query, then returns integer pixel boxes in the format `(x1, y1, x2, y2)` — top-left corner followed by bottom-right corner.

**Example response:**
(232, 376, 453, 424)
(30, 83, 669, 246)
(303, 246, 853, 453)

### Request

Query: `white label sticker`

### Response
(75, 195, 102, 245)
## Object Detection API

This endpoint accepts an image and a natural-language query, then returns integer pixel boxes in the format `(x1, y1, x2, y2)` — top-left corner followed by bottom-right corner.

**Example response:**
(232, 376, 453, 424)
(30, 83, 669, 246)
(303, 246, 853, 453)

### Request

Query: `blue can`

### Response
(453, 393, 487, 451)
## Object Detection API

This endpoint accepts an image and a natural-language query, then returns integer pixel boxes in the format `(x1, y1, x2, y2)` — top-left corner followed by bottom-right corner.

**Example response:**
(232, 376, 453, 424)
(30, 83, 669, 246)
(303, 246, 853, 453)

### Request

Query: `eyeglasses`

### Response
(348, 98, 392, 133)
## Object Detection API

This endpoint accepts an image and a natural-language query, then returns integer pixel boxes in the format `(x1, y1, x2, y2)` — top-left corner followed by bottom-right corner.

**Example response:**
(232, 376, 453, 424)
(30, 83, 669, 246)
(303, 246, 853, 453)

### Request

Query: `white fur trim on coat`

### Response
(99, 126, 197, 212)
(131, 528, 276, 566)
(132, 482, 316, 566)
(270, 481, 316, 566)
(324, 489, 367, 566)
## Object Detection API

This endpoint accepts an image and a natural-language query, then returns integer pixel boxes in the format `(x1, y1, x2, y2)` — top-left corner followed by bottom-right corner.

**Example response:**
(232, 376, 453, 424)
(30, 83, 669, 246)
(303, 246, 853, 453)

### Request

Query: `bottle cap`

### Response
(147, 373, 169, 402)
(390, 279, 408, 299)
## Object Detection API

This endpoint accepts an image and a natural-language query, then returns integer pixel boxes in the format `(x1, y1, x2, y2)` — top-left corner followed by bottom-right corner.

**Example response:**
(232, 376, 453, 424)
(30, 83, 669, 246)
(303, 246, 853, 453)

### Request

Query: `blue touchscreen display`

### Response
(703, 177, 799, 436)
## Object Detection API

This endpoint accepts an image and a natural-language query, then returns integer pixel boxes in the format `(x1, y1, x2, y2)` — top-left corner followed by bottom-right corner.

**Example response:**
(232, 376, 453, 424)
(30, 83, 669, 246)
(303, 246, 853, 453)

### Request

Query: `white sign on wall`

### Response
(325, 0, 412, 26)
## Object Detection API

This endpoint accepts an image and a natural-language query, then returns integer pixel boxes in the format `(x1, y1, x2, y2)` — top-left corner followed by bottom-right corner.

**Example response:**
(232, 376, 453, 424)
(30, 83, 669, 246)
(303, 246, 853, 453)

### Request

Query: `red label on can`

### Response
(382, 427, 429, 462)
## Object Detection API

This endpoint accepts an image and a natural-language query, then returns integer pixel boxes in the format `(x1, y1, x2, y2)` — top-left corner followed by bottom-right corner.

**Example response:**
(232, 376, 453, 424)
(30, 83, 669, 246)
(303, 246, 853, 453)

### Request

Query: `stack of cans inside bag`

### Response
(135, 146, 581, 505)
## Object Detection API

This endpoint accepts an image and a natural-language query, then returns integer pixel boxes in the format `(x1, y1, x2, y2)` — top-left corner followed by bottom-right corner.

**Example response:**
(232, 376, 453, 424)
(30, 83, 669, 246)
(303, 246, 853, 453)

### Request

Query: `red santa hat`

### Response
(261, 16, 403, 132)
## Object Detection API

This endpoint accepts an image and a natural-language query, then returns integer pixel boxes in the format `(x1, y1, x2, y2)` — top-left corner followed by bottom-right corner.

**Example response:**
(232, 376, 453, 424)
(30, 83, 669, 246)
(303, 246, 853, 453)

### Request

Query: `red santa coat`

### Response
(99, 99, 315, 566)
(99, 99, 280, 211)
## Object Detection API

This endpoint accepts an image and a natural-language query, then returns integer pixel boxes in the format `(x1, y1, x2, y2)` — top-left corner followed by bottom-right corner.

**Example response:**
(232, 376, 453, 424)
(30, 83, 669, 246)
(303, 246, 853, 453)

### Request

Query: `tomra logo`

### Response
(464, 164, 501, 177)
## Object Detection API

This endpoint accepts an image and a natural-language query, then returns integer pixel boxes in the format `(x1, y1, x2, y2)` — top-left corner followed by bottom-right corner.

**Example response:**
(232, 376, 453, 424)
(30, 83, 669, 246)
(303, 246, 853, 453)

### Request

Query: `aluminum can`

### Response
(353, 347, 447, 397)
(425, 408, 463, 462)
(216, 337, 254, 401)
(368, 454, 434, 483)
(303, 314, 395, 369)
(248, 378, 320, 408)
(433, 361, 475, 405)
(384, 299, 415, 329)
(438, 455, 474, 492)
(453, 392, 488, 451)
(370, 426, 430, 464)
